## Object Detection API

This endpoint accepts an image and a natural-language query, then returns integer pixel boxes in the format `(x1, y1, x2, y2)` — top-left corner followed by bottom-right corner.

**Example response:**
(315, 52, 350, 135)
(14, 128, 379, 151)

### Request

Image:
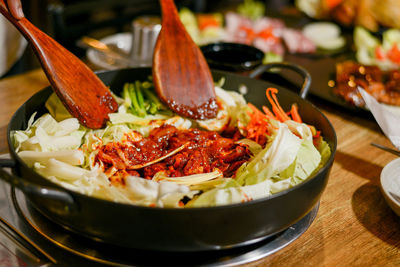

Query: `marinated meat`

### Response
(224, 12, 315, 55)
(95, 125, 252, 184)
(334, 61, 400, 107)
(386, 70, 400, 93)
(281, 29, 316, 54)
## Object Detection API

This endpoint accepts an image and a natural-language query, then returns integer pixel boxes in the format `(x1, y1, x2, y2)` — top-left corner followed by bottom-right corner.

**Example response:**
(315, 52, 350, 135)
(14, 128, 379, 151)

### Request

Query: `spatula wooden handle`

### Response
(160, 0, 180, 23)
(153, 0, 217, 120)
(0, 0, 118, 129)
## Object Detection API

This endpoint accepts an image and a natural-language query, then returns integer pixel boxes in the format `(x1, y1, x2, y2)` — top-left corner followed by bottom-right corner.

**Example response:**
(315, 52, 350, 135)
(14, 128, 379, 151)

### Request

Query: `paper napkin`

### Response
(359, 87, 400, 150)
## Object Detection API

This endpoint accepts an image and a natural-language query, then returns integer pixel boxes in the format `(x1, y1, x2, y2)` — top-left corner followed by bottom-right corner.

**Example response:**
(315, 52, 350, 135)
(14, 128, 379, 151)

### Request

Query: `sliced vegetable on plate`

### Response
(355, 26, 400, 70)
(302, 22, 346, 50)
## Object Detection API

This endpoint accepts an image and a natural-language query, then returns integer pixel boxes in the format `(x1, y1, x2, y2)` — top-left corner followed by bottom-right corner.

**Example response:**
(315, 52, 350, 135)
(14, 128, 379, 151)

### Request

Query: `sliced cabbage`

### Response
(197, 86, 250, 132)
(12, 131, 29, 152)
(35, 126, 85, 152)
(241, 178, 273, 200)
(124, 176, 196, 207)
(153, 170, 223, 187)
(279, 139, 321, 183)
(18, 150, 84, 167)
(236, 122, 302, 185)
(234, 127, 322, 197)
(284, 120, 313, 141)
(187, 179, 248, 207)
(108, 112, 169, 125)
(38, 163, 131, 203)
(235, 138, 263, 155)
(164, 116, 192, 130)
(37, 158, 95, 181)
(13, 114, 85, 152)
(270, 177, 292, 194)
(315, 138, 332, 170)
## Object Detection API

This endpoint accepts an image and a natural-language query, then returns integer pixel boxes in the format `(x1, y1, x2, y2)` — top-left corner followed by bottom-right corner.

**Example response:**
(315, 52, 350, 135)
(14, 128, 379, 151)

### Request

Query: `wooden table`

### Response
(0, 69, 399, 266)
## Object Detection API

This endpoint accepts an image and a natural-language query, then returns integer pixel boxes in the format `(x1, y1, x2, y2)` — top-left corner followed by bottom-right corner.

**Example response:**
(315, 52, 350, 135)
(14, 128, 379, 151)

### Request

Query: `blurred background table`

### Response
(3, 0, 240, 77)
(0, 69, 399, 266)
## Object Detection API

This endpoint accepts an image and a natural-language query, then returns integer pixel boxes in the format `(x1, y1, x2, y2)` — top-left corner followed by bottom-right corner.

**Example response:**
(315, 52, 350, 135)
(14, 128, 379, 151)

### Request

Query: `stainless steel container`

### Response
(130, 16, 161, 67)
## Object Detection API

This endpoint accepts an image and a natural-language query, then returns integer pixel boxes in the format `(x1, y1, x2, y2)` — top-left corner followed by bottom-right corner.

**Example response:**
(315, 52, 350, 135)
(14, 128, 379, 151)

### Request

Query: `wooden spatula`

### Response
(0, 0, 118, 129)
(153, 0, 218, 120)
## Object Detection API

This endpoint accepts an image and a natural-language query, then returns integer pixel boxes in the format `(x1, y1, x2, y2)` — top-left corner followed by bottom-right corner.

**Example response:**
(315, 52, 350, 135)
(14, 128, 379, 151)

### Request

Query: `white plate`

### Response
(87, 33, 132, 70)
(380, 158, 400, 216)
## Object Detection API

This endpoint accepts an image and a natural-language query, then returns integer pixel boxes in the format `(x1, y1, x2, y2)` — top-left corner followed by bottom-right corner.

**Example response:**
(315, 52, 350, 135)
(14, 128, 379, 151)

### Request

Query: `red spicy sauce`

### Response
(95, 124, 252, 185)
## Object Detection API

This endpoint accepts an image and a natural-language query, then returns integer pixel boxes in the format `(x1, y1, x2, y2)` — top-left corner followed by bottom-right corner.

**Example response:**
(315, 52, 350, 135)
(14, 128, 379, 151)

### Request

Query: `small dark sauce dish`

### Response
(200, 42, 264, 72)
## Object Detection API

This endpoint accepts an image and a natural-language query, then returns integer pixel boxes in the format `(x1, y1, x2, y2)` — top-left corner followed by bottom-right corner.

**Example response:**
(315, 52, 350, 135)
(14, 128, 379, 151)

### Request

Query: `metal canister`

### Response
(130, 16, 161, 67)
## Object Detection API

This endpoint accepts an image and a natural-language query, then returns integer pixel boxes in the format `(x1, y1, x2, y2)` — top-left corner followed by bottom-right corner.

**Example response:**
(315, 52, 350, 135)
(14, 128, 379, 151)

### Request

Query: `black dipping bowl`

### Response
(201, 42, 264, 72)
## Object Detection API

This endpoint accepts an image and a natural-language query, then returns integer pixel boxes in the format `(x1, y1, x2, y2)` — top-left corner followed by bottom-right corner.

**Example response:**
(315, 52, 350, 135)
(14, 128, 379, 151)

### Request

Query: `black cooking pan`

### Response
(0, 64, 336, 251)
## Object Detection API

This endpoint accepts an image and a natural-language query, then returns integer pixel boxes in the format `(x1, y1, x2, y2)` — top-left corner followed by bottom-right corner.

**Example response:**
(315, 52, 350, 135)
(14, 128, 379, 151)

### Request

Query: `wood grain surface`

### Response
(0, 69, 48, 153)
(0, 70, 399, 266)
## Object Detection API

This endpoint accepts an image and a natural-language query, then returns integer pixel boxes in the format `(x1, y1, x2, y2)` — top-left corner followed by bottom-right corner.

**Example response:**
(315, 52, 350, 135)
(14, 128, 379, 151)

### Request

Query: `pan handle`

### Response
(0, 158, 16, 168)
(248, 62, 312, 99)
(0, 159, 79, 214)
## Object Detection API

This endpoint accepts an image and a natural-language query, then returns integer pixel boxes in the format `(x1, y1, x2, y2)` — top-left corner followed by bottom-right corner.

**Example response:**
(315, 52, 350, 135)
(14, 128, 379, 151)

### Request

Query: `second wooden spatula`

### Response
(0, 0, 118, 129)
(153, 0, 218, 120)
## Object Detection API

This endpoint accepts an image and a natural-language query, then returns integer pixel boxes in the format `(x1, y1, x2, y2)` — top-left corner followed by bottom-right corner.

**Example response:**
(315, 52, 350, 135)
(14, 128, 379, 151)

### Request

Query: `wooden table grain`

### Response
(0, 70, 399, 266)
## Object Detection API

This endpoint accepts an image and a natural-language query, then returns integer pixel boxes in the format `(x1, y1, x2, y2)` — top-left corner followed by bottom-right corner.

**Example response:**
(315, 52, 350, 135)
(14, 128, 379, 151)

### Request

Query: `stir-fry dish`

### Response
(12, 78, 331, 208)
(334, 27, 400, 107)
(334, 61, 400, 107)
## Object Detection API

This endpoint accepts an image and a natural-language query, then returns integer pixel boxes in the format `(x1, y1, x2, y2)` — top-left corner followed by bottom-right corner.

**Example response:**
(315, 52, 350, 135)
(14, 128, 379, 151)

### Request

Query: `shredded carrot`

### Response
(262, 106, 277, 120)
(246, 103, 270, 145)
(248, 103, 267, 119)
(290, 104, 302, 123)
(244, 87, 304, 146)
(266, 88, 291, 122)
(325, 0, 343, 9)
